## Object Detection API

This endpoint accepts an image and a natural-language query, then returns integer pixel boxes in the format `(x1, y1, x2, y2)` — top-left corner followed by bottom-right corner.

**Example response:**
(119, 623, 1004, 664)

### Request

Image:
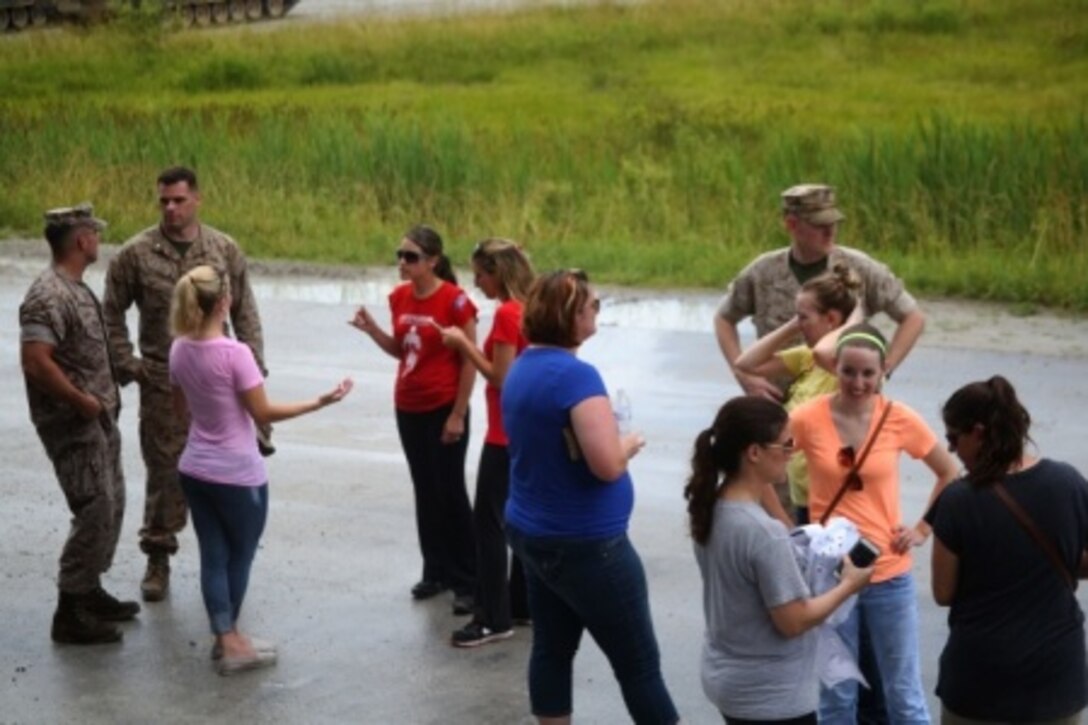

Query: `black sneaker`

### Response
(411, 580, 447, 600)
(83, 586, 141, 622)
(452, 594, 474, 616)
(451, 621, 513, 648)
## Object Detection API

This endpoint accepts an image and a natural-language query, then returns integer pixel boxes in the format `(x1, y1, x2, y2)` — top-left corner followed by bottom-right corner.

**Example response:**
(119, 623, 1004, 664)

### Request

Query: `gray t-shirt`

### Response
(694, 500, 817, 719)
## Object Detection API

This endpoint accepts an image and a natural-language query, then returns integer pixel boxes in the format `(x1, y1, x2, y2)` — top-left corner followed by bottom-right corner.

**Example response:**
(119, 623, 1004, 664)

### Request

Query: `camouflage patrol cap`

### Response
(781, 184, 845, 225)
(43, 202, 107, 232)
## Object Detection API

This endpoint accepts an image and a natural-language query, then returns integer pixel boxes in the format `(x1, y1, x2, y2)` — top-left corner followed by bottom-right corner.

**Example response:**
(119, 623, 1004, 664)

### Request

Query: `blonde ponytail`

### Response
(170, 265, 229, 337)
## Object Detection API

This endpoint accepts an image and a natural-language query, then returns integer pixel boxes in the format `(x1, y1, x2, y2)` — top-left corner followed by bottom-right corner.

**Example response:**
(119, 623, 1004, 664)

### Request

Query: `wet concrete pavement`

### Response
(2, 246, 1088, 723)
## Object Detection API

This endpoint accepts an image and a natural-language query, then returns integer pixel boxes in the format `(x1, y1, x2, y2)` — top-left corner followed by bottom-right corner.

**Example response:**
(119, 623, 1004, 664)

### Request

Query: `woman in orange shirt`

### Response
(790, 322, 958, 724)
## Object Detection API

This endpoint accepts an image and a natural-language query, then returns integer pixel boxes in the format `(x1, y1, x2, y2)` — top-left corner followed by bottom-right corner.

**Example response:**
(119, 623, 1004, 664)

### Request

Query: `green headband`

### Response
(836, 332, 887, 355)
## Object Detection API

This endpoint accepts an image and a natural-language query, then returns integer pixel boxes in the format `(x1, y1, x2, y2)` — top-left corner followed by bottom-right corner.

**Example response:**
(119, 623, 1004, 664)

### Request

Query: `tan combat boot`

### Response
(140, 553, 170, 602)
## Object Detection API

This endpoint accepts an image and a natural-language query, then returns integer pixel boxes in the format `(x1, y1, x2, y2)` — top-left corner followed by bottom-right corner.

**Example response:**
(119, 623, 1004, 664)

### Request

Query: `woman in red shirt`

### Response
(352, 226, 478, 614)
(436, 239, 535, 648)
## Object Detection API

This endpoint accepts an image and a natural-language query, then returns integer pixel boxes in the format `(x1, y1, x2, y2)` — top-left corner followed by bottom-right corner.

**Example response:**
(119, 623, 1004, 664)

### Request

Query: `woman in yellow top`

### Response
(735, 263, 861, 525)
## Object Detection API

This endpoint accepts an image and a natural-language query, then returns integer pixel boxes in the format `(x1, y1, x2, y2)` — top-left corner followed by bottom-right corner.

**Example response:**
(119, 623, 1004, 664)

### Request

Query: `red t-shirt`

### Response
(483, 299, 528, 446)
(389, 281, 477, 412)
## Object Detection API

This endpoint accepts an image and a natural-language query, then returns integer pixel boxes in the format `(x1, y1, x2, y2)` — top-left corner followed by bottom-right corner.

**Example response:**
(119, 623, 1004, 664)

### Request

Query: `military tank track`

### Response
(0, 0, 301, 32)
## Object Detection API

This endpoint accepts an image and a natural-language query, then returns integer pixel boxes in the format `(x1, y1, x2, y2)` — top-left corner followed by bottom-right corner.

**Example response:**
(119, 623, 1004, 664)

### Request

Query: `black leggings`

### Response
(471, 443, 529, 629)
(395, 404, 475, 595)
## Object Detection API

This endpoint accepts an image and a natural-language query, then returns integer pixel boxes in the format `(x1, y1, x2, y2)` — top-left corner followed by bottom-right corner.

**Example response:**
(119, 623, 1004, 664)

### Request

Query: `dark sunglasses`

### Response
(588, 298, 601, 313)
(838, 446, 864, 490)
(396, 249, 422, 264)
(945, 431, 961, 449)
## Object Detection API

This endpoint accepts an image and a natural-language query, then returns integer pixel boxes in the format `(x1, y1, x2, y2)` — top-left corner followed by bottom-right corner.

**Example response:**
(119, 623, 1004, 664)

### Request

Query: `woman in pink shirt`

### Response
(169, 265, 352, 676)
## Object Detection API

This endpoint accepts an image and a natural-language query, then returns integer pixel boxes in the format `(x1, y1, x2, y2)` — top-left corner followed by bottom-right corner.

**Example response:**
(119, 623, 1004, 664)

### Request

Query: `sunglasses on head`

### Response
(838, 446, 864, 490)
(396, 249, 422, 264)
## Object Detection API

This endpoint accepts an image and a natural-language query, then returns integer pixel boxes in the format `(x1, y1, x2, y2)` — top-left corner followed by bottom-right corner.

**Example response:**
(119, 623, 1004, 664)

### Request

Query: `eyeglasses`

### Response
(838, 446, 864, 490)
(762, 438, 795, 452)
(396, 250, 422, 264)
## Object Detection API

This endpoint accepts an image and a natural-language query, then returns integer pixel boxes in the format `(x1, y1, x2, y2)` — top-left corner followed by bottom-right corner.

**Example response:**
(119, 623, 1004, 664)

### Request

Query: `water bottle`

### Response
(613, 388, 632, 435)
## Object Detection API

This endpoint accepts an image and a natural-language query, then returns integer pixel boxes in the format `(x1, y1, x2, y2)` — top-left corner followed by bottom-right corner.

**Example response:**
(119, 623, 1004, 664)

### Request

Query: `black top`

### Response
(931, 459, 1088, 720)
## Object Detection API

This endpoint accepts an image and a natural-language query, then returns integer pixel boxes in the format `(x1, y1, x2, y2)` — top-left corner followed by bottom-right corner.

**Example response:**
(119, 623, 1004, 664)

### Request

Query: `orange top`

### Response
(790, 395, 938, 583)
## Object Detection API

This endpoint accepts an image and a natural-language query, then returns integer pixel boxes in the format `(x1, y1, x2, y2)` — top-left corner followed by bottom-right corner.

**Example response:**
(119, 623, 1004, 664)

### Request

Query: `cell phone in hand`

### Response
(848, 537, 881, 568)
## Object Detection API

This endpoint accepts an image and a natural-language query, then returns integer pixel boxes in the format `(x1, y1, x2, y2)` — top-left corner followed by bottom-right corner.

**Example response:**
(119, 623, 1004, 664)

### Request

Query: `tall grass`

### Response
(0, 0, 1085, 307)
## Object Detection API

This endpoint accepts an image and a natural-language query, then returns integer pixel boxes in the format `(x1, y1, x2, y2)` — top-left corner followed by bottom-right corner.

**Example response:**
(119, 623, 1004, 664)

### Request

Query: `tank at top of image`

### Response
(0, 0, 302, 31)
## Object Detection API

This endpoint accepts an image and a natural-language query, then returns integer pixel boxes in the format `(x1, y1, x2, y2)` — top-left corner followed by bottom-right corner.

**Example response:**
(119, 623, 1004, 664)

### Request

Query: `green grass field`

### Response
(1, 0, 1086, 307)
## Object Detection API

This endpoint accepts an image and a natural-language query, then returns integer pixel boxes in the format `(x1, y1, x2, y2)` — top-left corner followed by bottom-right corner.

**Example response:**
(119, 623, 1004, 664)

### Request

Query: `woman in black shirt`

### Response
(931, 376, 1088, 724)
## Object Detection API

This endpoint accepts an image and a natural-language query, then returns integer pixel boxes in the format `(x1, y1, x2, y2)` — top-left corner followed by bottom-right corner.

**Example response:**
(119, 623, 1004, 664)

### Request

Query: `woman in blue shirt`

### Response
(502, 269, 678, 725)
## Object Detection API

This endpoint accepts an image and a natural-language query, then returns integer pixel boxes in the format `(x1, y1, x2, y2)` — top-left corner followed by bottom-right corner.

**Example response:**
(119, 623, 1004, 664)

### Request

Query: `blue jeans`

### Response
(180, 474, 268, 635)
(819, 573, 929, 724)
(507, 528, 678, 724)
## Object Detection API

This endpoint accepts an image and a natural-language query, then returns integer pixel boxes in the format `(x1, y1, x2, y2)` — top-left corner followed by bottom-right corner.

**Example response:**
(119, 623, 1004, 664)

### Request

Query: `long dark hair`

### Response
(405, 224, 457, 285)
(684, 397, 788, 545)
(942, 375, 1032, 487)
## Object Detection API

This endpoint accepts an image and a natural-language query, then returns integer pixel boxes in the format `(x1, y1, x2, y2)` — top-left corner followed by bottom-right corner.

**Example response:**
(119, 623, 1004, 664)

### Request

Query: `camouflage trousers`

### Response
(137, 382, 190, 557)
(44, 415, 125, 594)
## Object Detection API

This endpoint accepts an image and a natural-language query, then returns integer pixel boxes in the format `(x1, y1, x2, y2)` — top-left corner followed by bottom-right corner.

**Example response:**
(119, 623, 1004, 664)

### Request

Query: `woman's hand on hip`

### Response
(891, 523, 928, 554)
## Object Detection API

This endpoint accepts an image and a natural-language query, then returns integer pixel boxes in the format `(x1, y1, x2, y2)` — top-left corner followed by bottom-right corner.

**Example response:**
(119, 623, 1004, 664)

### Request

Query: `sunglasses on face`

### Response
(762, 438, 795, 453)
(838, 446, 864, 490)
(945, 431, 961, 449)
(396, 249, 422, 264)
(588, 298, 601, 313)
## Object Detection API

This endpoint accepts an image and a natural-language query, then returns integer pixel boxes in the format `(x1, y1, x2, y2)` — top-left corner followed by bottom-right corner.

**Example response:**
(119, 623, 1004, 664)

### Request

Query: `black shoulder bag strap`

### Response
(992, 482, 1075, 590)
(819, 402, 893, 526)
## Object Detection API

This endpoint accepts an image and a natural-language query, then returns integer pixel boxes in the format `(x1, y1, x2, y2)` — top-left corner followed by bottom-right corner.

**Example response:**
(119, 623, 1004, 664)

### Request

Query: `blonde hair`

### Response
(170, 265, 229, 337)
(471, 238, 535, 302)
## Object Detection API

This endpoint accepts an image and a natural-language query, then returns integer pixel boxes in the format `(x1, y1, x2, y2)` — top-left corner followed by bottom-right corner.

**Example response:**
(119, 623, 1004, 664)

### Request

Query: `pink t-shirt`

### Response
(169, 336, 267, 486)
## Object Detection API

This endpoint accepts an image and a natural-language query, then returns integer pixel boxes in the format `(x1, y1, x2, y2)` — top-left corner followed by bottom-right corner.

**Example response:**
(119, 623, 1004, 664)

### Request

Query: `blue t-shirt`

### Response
(502, 347, 634, 538)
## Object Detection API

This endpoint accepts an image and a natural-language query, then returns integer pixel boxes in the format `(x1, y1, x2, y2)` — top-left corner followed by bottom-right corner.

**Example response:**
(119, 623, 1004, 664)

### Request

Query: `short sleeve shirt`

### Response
(389, 281, 478, 412)
(503, 347, 633, 538)
(717, 246, 918, 338)
(695, 500, 817, 720)
(777, 346, 838, 506)
(790, 395, 937, 582)
(19, 267, 119, 441)
(931, 460, 1088, 720)
(482, 299, 527, 446)
(170, 336, 267, 486)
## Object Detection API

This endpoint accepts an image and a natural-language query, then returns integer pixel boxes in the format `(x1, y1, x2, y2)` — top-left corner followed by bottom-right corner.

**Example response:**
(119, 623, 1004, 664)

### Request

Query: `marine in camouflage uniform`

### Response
(20, 203, 141, 645)
(715, 183, 924, 397)
(102, 167, 266, 602)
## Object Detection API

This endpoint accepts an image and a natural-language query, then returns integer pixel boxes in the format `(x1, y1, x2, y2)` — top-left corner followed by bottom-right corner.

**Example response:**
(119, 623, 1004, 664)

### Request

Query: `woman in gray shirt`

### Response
(685, 397, 872, 724)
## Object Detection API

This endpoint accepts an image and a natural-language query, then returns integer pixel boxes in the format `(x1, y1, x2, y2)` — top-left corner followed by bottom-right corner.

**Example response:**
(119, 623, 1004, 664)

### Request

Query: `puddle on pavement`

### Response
(2, 257, 725, 335)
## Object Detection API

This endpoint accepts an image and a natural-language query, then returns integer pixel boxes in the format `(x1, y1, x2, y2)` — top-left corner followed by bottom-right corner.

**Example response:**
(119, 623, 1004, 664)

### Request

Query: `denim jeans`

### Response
(180, 474, 268, 635)
(507, 528, 678, 724)
(819, 573, 929, 724)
